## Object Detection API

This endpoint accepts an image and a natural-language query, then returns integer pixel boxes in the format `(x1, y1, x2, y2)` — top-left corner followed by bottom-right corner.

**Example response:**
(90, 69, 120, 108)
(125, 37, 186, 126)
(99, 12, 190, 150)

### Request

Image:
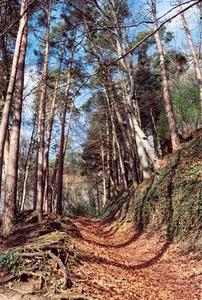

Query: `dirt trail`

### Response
(71, 218, 202, 300)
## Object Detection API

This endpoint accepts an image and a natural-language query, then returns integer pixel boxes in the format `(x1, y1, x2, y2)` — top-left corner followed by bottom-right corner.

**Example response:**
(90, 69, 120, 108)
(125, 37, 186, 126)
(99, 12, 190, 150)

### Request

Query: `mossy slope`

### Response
(102, 130, 202, 248)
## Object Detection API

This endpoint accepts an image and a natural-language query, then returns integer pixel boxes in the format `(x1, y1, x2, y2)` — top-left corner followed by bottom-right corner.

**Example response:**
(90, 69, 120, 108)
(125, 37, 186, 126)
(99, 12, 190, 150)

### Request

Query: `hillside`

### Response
(102, 129, 202, 249)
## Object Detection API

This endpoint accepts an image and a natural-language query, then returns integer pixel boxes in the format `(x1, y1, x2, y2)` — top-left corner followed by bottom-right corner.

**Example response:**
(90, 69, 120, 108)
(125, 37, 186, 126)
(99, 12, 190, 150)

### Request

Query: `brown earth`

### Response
(70, 218, 202, 300)
(0, 215, 201, 299)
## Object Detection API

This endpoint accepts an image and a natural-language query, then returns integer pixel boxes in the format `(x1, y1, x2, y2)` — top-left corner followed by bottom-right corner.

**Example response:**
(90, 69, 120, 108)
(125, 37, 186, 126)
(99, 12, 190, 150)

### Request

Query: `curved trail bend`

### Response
(71, 218, 202, 300)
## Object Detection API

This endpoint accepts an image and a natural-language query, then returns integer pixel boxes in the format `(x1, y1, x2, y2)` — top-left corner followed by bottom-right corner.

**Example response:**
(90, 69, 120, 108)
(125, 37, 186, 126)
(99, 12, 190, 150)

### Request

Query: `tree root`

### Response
(16, 249, 69, 289)
(0, 274, 17, 284)
(46, 250, 69, 289)
(1, 247, 70, 290)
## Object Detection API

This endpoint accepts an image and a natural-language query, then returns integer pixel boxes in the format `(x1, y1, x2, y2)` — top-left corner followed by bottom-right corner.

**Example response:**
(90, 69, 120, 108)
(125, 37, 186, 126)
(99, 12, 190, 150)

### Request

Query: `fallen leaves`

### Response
(71, 218, 202, 300)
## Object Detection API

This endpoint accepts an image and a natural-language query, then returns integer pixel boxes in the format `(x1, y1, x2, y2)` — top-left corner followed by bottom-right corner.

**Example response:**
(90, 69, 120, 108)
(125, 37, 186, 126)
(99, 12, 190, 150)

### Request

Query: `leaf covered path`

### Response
(71, 218, 202, 300)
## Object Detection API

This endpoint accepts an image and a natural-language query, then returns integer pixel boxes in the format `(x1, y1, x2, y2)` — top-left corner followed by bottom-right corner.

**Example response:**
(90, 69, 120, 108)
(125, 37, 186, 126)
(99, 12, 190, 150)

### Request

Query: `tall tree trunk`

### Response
(0, 0, 28, 197)
(36, 2, 51, 222)
(109, 0, 158, 178)
(179, 1, 202, 117)
(104, 76, 139, 184)
(43, 74, 60, 212)
(101, 137, 107, 206)
(20, 154, 31, 211)
(3, 133, 10, 180)
(104, 87, 128, 190)
(55, 73, 72, 215)
(105, 114, 113, 198)
(43, 46, 64, 211)
(20, 123, 36, 211)
(55, 102, 74, 214)
(55, 110, 66, 215)
(50, 154, 59, 212)
(55, 38, 75, 215)
(1, 133, 10, 201)
(2, 23, 28, 236)
(96, 187, 101, 215)
(150, 108, 161, 158)
(151, 0, 180, 151)
(33, 151, 38, 211)
(84, 5, 155, 182)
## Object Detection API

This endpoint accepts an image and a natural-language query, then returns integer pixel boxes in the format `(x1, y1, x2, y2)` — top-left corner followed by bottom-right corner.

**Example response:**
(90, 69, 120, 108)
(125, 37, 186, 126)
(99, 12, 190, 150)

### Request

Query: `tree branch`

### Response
(0, 0, 37, 38)
(69, 0, 201, 100)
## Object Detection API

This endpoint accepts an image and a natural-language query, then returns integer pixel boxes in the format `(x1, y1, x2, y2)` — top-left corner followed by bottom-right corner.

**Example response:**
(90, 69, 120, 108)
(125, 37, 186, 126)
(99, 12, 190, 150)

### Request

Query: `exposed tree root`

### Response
(46, 250, 69, 289)
(0, 213, 84, 298)
(0, 274, 17, 284)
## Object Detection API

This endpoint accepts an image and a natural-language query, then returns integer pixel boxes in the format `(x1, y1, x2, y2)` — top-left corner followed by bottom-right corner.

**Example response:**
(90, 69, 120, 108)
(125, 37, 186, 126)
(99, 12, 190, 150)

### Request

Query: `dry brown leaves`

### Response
(71, 218, 202, 300)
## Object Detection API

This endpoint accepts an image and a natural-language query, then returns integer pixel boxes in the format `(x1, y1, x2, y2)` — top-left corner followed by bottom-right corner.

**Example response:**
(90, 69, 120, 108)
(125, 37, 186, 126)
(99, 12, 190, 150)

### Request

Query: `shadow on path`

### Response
(83, 230, 142, 249)
(80, 241, 169, 271)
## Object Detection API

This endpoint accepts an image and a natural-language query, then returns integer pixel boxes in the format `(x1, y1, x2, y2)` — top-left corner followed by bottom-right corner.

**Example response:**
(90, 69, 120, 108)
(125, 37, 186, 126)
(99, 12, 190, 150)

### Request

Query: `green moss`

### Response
(104, 130, 202, 247)
(101, 131, 202, 248)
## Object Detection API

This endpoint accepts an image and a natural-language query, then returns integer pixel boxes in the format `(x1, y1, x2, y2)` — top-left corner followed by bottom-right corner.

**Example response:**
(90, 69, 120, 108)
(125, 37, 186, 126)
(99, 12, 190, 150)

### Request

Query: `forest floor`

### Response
(70, 217, 202, 300)
(0, 215, 201, 299)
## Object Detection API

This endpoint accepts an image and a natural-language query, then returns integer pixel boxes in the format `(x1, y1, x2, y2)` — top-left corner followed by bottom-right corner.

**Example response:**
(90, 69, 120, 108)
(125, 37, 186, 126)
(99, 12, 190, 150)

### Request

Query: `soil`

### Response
(71, 218, 202, 300)
(0, 216, 201, 299)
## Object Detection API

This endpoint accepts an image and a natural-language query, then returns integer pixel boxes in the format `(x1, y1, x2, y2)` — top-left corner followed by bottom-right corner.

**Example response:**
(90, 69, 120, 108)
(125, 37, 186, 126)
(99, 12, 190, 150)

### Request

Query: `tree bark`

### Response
(104, 86, 128, 191)
(55, 71, 72, 215)
(109, 0, 158, 178)
(101, 137, 107, 206)
(43, 74, 60, 212)
(2, 22, 28, 236)
(55, 36, 76, 215)
(20, 123, 36, 211)
(151, 0, 180, 151)
(104, 75, 139, 184)
(36, 2, 51, 222)
(179, 1, 202, 117)
(0, 0, 28, 198)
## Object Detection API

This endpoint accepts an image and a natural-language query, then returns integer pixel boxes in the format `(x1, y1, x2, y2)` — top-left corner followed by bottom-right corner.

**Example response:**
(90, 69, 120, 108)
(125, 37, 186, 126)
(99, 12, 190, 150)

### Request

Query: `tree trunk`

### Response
(43, 46, 65, 211)
(55, 38, 76, 214)
(104, 87, 128, 190)
(150, 109, 161, 158)
(50, 154, 59, 212)
(2, 23, 28, 236)
(3, 133, 10, 180)
(36, 3, 51, 222)
(43, 74, 60, 212)
(151, 0, 180, 151)
(55, 72, 72, 215)
(109, 0, 158, 178)
(101, 138, 107, 206)
(20, 157, 31, 211)
(179, 1, 202, 117)
(96, 187, 101, 215)
(33, 151, 38, 211)
(0, 0, 28, 198)
(105, 115, 113, 199)
(104, 77, 139, 184)
(20, 123, 36, 211)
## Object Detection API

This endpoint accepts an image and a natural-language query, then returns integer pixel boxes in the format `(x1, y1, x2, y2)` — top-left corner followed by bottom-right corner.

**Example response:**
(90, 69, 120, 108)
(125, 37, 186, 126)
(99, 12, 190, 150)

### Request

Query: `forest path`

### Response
(71, 218, 202, 300)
